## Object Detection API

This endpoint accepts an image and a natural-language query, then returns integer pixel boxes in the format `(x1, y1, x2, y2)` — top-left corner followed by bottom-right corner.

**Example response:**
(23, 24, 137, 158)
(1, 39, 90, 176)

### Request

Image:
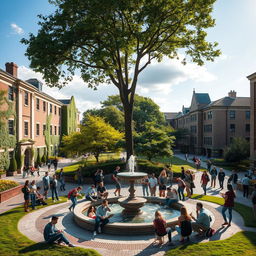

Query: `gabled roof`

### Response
(207, 97, 250, 107)
(194, 93, 211, 105)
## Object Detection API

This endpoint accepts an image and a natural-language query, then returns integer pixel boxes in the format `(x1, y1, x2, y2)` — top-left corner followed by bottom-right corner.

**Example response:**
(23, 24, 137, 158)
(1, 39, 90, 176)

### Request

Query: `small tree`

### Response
(36, 153, 42, 167)
(41, 153, 47, 164)
(9, 153, 17, 172)
(62, 115, 124, 162)
(224, 137, 250, 163)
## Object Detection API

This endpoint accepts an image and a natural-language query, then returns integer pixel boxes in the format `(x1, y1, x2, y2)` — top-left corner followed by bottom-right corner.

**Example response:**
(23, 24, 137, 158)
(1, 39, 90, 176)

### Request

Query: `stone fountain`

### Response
(117, 155, 148, 216)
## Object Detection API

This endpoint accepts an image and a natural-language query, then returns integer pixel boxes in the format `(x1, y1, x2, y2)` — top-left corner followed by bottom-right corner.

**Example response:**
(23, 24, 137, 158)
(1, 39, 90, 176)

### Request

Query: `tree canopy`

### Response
(22, 0, 220, 158)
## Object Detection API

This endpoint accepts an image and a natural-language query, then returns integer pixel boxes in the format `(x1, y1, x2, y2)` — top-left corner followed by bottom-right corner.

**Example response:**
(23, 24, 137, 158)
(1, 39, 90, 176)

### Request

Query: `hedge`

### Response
(0, 180, 19, 192)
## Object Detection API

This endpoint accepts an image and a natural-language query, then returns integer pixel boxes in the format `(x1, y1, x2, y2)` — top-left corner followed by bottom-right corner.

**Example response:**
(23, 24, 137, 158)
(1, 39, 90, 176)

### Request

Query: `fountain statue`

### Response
(117, 155, 147, 216)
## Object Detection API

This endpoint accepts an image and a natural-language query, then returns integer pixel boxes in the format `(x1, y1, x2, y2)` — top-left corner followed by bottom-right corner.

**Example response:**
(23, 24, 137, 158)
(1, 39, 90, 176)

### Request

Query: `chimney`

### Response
(228, 90, 237, 98)
(5, 62, 18, 78)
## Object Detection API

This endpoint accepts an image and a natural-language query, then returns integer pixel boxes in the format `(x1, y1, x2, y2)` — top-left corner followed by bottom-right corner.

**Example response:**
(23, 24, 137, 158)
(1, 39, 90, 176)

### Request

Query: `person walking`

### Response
(201, 171, 210, 195)
(95, 169, 104, 187)
(43, 172, 50, 200)
(228, 170, 238, 191)
(184, 170, 192, 198)
(210, 166, 217, 188)
(177, 177, 186, 201)
(206, 160, 212, 172)
(149, 173, 158, 196)
(220, 184, 236, 227)
(50, 174, 59, 202)
(22, 180, 30, 212)
(218, 168, 225, 189)
(112, 166, 121, 196)
(30, 180, 37, 210)
(68, 186, 82, 211)
(141, 175, 149, 197)
(53, 158, 58, 172)
(241, 174, 250, 198)
(47, 160, 51, 171)
(59, 168, 66, 191)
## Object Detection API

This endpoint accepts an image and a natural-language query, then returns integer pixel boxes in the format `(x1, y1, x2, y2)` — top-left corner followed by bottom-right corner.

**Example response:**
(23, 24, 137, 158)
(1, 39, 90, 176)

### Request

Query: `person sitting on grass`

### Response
(87, 206, 97, 219)
(35, 186, 47, 206)
(85, 184, 97, 201)
(97, 182, 109, 199)
(165, 187, 178, 207)
(43, 216, 75, 247)
(190, 202, 211, 237)
(153, 210, 172, 246)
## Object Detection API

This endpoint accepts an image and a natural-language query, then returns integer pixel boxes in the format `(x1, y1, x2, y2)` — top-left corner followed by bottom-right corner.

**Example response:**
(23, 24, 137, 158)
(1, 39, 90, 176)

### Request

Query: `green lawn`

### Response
(0, 198, 100, 256)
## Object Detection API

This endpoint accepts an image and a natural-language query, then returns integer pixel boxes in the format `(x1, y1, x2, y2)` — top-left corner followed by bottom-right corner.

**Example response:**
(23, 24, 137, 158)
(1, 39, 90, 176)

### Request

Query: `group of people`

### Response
(22, 165, 41, 178)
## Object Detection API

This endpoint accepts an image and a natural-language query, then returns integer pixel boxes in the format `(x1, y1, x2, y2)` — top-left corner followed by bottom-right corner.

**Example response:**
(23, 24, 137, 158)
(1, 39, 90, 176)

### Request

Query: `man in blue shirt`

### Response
(190, 202, 211, 236)
(43, 216, 75, 247)
(43, 172, 50, 199)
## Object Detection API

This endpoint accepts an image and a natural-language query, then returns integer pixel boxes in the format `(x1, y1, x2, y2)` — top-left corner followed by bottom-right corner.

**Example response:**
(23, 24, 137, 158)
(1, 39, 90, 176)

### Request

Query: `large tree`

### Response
(22, 0, 220, 159)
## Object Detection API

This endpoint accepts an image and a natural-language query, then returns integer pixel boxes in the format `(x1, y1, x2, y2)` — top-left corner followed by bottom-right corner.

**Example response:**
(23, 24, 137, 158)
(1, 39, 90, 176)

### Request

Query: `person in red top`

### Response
(220, 184, 236, 226)
(153, 210, 172, 245)
(201, 171, 210, 195)
(68, 186, 82, 211)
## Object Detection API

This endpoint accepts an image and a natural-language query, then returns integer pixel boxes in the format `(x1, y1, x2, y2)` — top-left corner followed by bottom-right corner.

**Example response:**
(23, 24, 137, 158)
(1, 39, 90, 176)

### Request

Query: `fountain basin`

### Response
(117, 172, 148, 180)
(73, 197, 182, 235)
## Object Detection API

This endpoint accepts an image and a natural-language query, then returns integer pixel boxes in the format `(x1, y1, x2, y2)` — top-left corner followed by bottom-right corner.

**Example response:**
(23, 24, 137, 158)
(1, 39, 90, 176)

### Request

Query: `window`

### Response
(54, 106, 57, 115)
(229, 110, 235, 120)
(50, 125, 52, 135)
(190, 126, 197, 133)
(54, 126, 57, 135)
(190, 114, 197, 122)
(36, 123, 40, 136)
(207, 111, 213, 120)
(204, 137, 212, 145)
(204, 124, 212, 133)
(246, 111, 250, 120)
(43, 101, 46, 112)
(191, 136, 197, 145)
(246, 124, 250, 132)
(50, 104, 52, 113)
(24, 92, 29, 105)
(230, 124, 235, 132)
(24, 121, 28, 136)
(43, 124, 46, 134)
(8, 86, 14, 101)
(8, 120, 14, 135)
(36, 98, 40, 110)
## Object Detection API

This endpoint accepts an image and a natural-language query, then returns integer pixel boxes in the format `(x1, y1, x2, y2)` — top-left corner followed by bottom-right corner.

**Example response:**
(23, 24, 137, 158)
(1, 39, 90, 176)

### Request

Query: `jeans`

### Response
(178, 187, 185, 201)
(222, 206, 233, 224)
(165, 198, 178, 207)
(95, 216, 109, 232)
(59, 179, 65, 191)
(69, 196, 77, 211)
(243, 185, 249, 198)
(219, 179, 224, 189)
(47, 232, 70, 245)
(202, 184, 207, 195)
(142, 185, 149, 196)
(51, 187, 59, 201)
(30, 194, 36, 209)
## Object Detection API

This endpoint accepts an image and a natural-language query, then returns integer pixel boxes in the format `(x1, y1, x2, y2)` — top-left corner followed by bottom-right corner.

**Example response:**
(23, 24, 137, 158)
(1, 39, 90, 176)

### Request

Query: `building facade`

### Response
(172, 90, 250, 157)
(0, 62, 79, 172)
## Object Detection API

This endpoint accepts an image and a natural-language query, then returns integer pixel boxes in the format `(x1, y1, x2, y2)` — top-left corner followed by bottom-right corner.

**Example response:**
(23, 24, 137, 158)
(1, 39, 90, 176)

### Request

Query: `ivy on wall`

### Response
(0, 90, 16, 170)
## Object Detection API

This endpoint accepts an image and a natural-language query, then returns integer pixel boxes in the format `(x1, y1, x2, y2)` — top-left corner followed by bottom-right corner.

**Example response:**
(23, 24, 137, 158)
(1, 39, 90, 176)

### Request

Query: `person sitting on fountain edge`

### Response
(85, 184, 97, 201)
(97, 182, 109, 199)
(93, 200, 114, 236)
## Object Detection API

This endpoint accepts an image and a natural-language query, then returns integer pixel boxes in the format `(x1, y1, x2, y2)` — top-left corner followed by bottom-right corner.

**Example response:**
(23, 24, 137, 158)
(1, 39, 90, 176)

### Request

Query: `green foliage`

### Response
(62, 115, 124, 161)
(35, 153, 41, 166)
(8, 153, 17, 172)
(0, 180, 19, 192)
(135, 125, 175, 160)
(210, 158, 250, 171)
(15, 147, 22, 169)
(41, 153, 47, 164)
(224, 137, 250, 163)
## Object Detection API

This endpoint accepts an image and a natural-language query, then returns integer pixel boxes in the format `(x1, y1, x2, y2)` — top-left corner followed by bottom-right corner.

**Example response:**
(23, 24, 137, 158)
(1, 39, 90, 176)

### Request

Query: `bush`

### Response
(9, 154, 17, 172)
(41, 153, 47, 164)
(0, 180, 19, 192)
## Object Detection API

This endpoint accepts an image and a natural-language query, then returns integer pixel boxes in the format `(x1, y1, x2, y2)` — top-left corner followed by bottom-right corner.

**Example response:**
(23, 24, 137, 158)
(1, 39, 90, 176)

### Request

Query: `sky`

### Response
(1, 0, 256, 116)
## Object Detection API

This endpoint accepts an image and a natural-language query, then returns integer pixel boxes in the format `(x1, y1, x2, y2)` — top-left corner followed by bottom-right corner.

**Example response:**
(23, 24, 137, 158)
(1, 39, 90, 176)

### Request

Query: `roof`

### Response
(58, 99, 71, 105)
(163, 112, 179, 120)
(207, 97, 250, 108)
(194, 93, 211, 105)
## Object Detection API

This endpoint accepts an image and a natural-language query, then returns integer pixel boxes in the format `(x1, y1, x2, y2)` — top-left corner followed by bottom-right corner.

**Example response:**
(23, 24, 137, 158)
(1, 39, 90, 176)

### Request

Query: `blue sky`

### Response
(1, 0, 256, 115)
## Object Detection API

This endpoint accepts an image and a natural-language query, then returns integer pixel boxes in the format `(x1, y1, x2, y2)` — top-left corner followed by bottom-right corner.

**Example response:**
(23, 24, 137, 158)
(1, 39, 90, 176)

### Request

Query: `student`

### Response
(177, 177, 186, 201)
(201, 171, 210, 195)
(228, 170, 238, 191)
(22, 180, 30, 212)
(220, 184, 236, 226)
(30, 180, 37, 210)
(43, 216, 75, 247)
(35, 186, 47, 205)
(184, 170, 192, 198)
(43, 172, 50, 199)
(158, 169, 168, 197)
(175, 206, 192, 242)
(95, 169, 104, 186)
(153, 210, 172, 245)
(87, 206, 96, 219)
(241, 174, 250, 198)
(149, 173, 158, 196)
(50, 174, 59, 202)
(59, 168, 66, 191)
(85, 185, 97, 201)
(68, 186, 82, 211)
(190, 202, 211, 236)
(141, 175, 149, 197)
(210, 167, 217, 188)
(218, 168, 225, 189)
(97, 182, 109, 199)
(165, 187, 178, 207)
(112, 166, 121, 196)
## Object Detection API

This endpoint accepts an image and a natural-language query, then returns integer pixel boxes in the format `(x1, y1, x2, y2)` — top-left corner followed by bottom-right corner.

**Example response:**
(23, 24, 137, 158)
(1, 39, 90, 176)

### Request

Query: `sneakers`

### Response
(222, 222, 228, 226)
(68, 243, 75, 247)
(98, 226, 102, 234)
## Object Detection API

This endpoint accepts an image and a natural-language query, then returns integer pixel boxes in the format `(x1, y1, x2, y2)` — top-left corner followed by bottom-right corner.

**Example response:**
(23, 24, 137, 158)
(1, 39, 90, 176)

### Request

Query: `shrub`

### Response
(41, 153, 47, 164)
(9, 154, 17, 172)
(0, 180, 19, 192)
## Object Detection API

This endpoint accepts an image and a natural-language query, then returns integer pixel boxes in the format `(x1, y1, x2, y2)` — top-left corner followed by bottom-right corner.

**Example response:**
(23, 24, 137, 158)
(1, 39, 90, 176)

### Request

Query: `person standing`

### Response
(158, 169, 168, 197)
(201, 171, 210, 195)
(220, 184, 236, 226)
(59, 168, 66, 191)
(68, 186, 82, 211)
(218, 168, 225, 189)
(95, 169, 104, 186)
(184, 170, 192, 198)
(22, 180, 30, 212)
(50, 174, 59, 202)
(177, 177, 186, 201)
(43, 216, 75, 247)
(206, 160, 212, 171)
(53, 158, 58, 172)
(228, 170, 238, 191)
(149, 173, 158, 196)
(47, 160, 51, 171)
(251, 185, 256, 218)
(141, 175, 149, 197)
(166, 167, 174, 187)
(112, 166, 121, 196)
(210, 167, 217, 188)
(241, 174, 250, 198)
(30, 180, 37, 210)
(43, 172, 50, 200)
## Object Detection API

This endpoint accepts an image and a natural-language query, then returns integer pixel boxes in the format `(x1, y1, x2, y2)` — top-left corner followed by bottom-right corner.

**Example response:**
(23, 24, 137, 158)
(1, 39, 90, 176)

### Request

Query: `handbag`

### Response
(191, 182, 195, 188)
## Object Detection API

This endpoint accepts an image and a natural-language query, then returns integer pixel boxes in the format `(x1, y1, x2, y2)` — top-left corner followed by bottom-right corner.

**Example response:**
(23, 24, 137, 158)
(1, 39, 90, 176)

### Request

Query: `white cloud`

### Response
(10, 23, 24, 35)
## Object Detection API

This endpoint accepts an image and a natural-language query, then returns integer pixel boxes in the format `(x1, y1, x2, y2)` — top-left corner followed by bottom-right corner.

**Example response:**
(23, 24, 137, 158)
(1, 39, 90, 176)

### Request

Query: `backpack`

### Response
(68, 189, 76, 199)
(180, 220, 192, 237)
(205, 228, 215, 238)
(21, 187, 26, 193)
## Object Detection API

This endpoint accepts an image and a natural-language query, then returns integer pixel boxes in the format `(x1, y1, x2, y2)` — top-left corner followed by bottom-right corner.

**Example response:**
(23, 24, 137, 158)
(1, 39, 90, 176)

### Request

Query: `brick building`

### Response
(172, 90, 250, 157)
(0, 62, 79, 172)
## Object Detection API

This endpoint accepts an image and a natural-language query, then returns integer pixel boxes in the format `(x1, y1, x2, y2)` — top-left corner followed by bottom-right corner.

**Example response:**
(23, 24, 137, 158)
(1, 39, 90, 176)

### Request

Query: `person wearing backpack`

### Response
(252, 185, 256, 218)
(22, 180, 30, 212)
(175, 206, 192, 242)
(68, 186, 82, 211)
(201, 171, 210, 195)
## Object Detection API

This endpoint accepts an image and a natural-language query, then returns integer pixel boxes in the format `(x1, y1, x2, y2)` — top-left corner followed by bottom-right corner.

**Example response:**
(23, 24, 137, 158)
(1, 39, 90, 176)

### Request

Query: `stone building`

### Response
(0, 62, 79, 172)
(172, 90, 250, 157)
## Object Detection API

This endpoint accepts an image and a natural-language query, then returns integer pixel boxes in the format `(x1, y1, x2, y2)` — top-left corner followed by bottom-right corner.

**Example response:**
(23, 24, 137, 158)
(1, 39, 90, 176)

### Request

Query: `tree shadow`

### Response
(0, 210, 21, 216)
(19, 242, 55, 253)
(42, 213, 66, 219)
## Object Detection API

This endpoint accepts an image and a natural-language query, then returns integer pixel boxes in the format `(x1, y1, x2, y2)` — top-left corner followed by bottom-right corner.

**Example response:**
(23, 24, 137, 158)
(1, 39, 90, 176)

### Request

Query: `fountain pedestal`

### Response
(117, 172, 147, 217)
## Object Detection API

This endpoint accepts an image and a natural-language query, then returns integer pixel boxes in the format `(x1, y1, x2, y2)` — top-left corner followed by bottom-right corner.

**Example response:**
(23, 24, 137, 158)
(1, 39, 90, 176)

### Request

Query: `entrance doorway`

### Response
(24, 148, 31, 167)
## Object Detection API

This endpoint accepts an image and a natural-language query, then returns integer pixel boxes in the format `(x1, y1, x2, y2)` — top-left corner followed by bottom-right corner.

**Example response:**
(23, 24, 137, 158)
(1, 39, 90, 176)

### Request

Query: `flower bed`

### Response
(0, 180, 22, 203)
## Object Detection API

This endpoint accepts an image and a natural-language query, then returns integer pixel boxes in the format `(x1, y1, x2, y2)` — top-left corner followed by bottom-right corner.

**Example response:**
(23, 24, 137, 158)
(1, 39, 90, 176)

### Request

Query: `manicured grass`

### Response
(190, 194, 256, 228)
(0, 198, 100, 256)
(208, 158, 250, 172)
(165, 231, 256, 256)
